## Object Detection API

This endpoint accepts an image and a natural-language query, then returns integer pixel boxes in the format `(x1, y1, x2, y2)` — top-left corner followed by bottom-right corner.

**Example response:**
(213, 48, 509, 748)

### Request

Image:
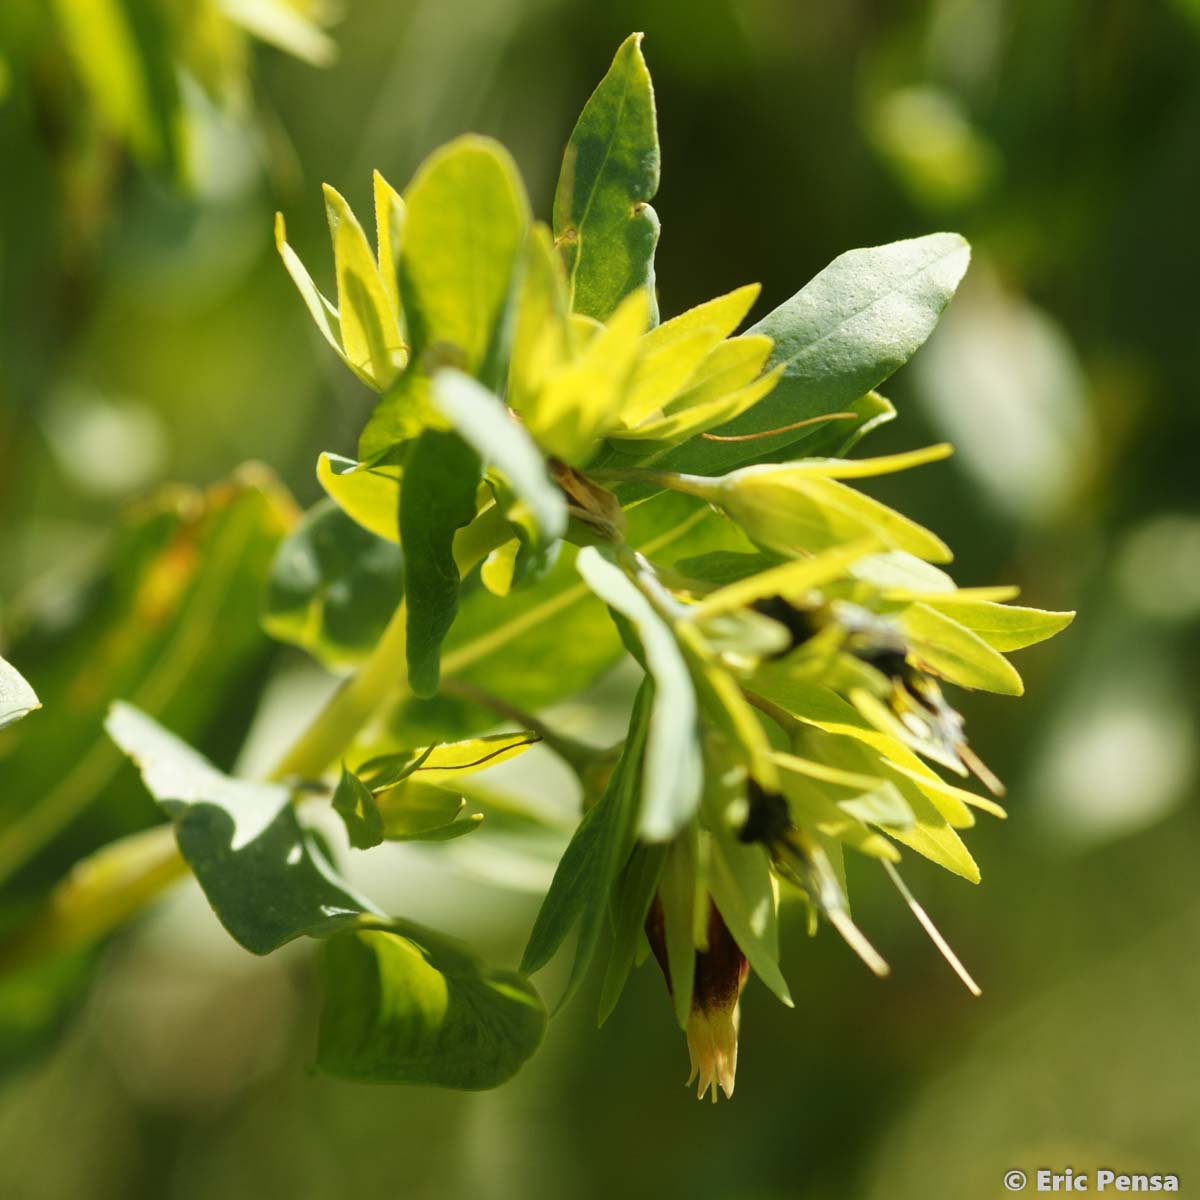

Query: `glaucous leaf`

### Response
(432, 369, 567, 546)
(650, 234, 970, 477)
(106, 703, 375, 953)
(554, 33, 660, 323)
(263, 499, 404, 673)
(0, 657, 38, 730)
(107, 707, 546, 1090)
(576, 549, 702, 841)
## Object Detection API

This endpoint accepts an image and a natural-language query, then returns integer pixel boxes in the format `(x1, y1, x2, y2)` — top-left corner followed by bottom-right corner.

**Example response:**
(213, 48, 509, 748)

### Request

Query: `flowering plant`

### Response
(0, 34, 1071, 1101)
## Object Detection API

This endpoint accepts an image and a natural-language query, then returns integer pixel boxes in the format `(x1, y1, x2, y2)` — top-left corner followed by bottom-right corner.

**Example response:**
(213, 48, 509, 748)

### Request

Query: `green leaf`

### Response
(652, 234, 970, 476)
(576, 548, 702, 841)
(715, 467, 952, 562)
(0, 657, 38, 730)
(317, 451, 402, 543)
(50, 0, 184, 176)
(507, 223, 572, 416)
(373, 782, 481, 843)
(358, 732, 540, 783)
(707, 829, 793, 1007)
(400, 431, 482, 697)
(774, 760, 903, 863)
(900, 603, 1025, 696)
(612, 353, 781, 445)
(804, 730, 980, 883)
(432, 369, 567, 545)
(317, 922, 546, 1089)
(372, 490, 749, 748)
(332, 765, 385, 849)
(554, 33, 661, 323)
(358, 364, 441, 462)
(521, 686, 650, 1004)
(275, 213, 351, 370)
(373, 169, 406, 319)
(909, 597, 1075, 652)
(263, 499, 404, 673)
(344, 732, 538, 845)
(399, 135, 530, 389)
(690, 539, 877, 620)
(323, 183, 407, 388)
(598, 841, 667, 1024)
(106, 702, 376, 954)
(658, 829, 698, 1028)
(617, 285, 762, 428)
(518, 288, 650, 465)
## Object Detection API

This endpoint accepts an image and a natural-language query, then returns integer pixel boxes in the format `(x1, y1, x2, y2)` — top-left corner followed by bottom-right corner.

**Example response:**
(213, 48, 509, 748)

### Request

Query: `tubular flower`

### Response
(647, 896, 750, 1101)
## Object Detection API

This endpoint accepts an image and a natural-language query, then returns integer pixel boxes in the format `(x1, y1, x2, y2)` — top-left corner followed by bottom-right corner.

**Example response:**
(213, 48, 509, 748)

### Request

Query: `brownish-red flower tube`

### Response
(646, 896, 750, 1101)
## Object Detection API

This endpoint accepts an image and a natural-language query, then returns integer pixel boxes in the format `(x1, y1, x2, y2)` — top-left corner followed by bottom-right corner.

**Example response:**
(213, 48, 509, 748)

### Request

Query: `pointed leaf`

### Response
(554, 33, 661, 322)
(323, 183, 406, 388)
(911, 597, 1074, 652)
(576, 549, 702, 841)
(373, 170, 406, 326)
(0, 657, 39, 730)
(520, 687, 650, 1006)
(901, 603, 1025, 695)
(654, 233, 970, 476)
(275, 212, 348, 364)
(598, 841, 667, 1024)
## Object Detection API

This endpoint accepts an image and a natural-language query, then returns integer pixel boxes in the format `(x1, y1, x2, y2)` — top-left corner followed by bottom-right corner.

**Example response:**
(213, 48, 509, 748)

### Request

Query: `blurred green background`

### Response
(3, 1, 1200, 1197)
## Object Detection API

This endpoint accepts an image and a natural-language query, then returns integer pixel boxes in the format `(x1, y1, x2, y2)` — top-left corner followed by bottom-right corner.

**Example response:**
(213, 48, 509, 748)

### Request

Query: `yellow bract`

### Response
(505, 250, 780, 464)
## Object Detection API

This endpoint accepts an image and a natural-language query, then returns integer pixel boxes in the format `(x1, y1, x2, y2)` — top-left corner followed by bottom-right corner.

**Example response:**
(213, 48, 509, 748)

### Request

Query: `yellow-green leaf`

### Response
(324, 183, 407, 389)
(901, 603, 1025, 696)
(400, 135, 529, 387)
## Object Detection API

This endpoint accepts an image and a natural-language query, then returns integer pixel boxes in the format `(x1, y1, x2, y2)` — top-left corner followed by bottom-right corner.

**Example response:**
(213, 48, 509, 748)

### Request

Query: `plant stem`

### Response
(742, 689, 804, 738)
(589, 466, 717, 501)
